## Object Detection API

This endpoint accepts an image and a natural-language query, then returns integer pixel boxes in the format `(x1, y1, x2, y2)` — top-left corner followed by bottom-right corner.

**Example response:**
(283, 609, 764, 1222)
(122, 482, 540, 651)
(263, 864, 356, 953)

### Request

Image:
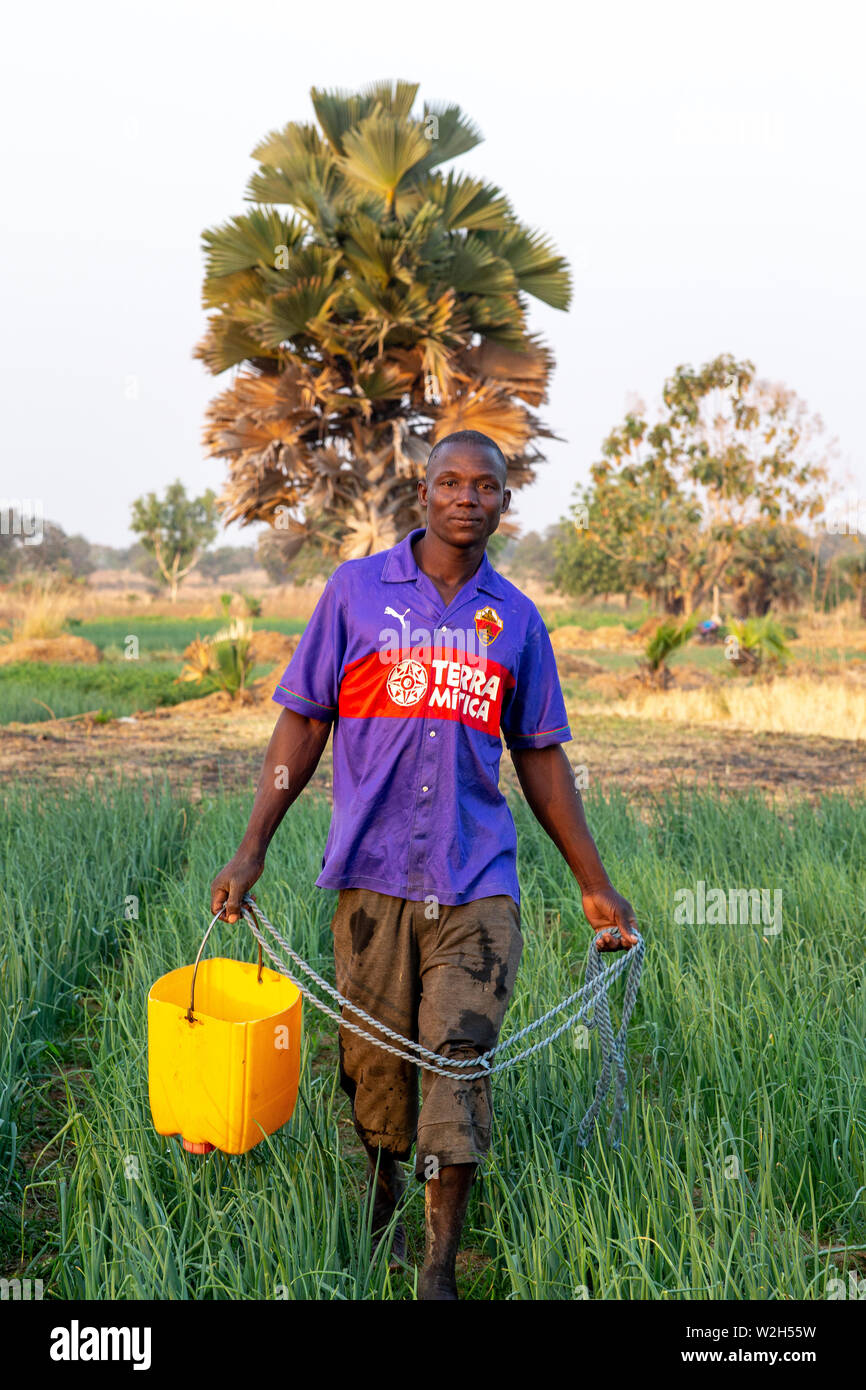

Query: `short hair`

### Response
(426, 430, 508, 485)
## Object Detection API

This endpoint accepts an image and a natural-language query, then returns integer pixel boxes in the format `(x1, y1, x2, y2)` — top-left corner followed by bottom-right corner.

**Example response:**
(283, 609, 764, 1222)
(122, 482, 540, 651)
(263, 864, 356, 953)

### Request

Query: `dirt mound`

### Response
(549, 625, 590, 651)
(250, 663, 291, 703)
(550, 623, 634, 651)
(554, 653, 607, 678)
(673, 664, 717, 691)
(249, 630, 301, 666)
(0, 635, 103, 665)
(585, 672, 635, 700)
(182, 630, 300, 668)
(633, 616, 665, 639)
(587, 624, 633, 649)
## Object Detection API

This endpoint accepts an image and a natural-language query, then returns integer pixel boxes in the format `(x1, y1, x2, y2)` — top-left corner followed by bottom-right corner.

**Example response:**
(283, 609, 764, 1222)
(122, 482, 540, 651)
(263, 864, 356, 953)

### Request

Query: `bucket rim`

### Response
(147, 956, 302, 1022)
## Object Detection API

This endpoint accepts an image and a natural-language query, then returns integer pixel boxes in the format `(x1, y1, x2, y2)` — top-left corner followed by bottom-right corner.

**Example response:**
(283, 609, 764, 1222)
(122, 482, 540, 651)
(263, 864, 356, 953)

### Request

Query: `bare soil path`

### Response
(2, 698, 864, 802)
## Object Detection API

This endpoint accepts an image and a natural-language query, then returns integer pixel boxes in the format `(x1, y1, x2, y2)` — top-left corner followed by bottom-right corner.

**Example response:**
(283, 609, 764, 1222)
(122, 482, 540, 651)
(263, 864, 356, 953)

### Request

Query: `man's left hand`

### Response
(581, 884, 640, 951)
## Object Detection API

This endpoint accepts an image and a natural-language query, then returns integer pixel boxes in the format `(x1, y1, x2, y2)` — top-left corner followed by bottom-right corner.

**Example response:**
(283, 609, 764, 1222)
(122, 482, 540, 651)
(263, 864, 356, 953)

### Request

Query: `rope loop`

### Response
(235, 895, 645, 1147)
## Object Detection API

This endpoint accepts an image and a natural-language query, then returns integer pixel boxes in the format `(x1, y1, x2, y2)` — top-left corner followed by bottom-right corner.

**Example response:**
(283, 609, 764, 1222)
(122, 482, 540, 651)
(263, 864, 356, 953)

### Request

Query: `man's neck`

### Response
(412, 529, 486, 600)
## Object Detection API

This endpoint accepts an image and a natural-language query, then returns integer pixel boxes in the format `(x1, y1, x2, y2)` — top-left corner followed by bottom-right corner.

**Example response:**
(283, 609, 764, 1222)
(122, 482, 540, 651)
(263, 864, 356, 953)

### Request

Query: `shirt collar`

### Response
(381, 527, 507, 600)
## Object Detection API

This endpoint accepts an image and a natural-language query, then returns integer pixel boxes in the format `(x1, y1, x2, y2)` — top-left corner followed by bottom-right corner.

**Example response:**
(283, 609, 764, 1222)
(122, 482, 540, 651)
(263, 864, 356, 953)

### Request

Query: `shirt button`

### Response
(429, 730, 436, 738)
(421, 785, 429, 792)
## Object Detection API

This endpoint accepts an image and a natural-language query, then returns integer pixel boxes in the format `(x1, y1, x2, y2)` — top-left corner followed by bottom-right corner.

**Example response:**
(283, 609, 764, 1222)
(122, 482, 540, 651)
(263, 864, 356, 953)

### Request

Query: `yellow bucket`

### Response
(148, 939, 302, 1155)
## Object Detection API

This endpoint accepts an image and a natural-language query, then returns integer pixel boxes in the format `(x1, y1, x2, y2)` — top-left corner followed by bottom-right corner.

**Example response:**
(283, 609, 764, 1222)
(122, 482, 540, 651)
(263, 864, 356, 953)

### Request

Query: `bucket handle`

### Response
(186, 903, 264, 1023)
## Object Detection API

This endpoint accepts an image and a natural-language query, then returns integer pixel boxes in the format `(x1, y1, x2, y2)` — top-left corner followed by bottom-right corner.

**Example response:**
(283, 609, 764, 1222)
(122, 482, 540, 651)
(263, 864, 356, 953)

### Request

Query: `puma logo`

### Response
(384, 606, 411, 630)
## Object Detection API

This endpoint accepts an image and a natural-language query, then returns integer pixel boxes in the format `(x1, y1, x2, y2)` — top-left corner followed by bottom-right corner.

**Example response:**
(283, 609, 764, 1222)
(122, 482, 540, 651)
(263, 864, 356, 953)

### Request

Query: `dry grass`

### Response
(6, 578, 80, 640)
(75, 574, 326, 623)
(792, 600, 866, 650)
(616, 674, 866, 741)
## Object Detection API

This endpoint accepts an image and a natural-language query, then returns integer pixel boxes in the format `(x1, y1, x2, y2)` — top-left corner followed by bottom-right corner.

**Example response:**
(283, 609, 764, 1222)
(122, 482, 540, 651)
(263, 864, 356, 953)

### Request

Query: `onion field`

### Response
(2, 781, 864, 1299)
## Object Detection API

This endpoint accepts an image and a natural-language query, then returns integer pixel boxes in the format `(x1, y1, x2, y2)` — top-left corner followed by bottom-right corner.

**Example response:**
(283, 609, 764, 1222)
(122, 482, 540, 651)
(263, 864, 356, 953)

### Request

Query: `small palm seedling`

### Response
(211, 619, 254, 698)
(636, 614, 698, 688)
(725, 616, 792, 675)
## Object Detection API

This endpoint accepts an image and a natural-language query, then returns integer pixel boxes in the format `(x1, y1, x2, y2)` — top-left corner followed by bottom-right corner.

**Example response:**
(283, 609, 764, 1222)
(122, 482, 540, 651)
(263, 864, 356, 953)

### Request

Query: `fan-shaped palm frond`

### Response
(484, 224, 572, 309)
(412, 103, 484, 175)
(338, 111, 431, 208)
(420, 172, 511, 231)
(202, 210, 305, 279)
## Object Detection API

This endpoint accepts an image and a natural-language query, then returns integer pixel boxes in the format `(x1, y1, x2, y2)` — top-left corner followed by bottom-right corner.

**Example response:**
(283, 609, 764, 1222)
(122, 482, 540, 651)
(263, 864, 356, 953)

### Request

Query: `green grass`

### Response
(0, 662, 218, 724)
(69, 615, 306, 656)
(3, 783, 864, 1298)
(0, 661, 278, 724)
(538, 603, 650, 632)
(0, 782, 190, 1268)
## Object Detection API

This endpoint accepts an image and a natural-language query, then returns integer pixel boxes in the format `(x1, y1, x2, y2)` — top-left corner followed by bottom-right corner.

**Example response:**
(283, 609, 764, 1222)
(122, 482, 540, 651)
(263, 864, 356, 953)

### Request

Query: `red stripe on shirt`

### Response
(339, 647, 514, 736)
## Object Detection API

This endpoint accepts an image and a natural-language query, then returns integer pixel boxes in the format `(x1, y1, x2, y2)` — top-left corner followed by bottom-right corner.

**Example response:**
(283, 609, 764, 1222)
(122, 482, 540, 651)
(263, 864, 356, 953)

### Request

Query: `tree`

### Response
(0, 517, 94, 580)
(724, 522, 812, 617)
(198, 545, 259, 579)
(556, 355, 832, 614)
(256, 528, 335, 585)
(554, 492, 634, 599)
(834, 545, 866, 620)
(130, 481, 219, 602)
(484, 531, 513, 567)
(506, 523, 567, 583)
(196, 79, 571, 560)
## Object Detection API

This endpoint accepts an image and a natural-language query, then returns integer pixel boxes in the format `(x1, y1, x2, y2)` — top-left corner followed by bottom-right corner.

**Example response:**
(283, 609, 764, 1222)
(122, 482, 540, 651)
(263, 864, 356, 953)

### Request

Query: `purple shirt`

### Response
(272, 527, 572, 906)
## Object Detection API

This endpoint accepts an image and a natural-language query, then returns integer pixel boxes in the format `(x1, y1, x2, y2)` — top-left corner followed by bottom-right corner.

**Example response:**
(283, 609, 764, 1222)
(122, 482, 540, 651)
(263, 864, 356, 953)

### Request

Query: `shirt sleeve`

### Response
(272, 572, 346, 721)
(500, 609, 572, 750)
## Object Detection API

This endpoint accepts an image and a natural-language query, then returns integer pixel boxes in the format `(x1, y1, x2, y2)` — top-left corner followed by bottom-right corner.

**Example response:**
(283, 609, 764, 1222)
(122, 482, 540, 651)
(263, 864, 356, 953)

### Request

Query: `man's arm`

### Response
(210, 707, 332, 923)
(510, 743, 639, 951)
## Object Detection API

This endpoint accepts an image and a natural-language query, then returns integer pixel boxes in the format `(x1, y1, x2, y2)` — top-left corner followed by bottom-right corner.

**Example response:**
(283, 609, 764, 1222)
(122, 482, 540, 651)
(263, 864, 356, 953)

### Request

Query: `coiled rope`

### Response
(223, 896, 645, 1149)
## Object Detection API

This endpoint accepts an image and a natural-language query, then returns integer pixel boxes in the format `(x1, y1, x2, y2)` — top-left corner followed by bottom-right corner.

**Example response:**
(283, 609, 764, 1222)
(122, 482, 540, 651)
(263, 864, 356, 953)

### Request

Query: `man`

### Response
(211, 429, 640, 1301)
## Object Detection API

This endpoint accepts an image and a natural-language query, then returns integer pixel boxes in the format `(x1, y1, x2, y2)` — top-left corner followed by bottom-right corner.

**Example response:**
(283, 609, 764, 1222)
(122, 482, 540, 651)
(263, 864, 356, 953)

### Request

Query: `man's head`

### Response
(418, 430, 510, 548)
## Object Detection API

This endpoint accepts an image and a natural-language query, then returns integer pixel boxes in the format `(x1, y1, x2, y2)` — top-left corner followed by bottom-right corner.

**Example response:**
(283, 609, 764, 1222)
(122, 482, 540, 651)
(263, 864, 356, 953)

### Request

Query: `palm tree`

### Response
(637, 614, 698, 687)
(196, 80, 571, 560)
(726, 617, 792, 674)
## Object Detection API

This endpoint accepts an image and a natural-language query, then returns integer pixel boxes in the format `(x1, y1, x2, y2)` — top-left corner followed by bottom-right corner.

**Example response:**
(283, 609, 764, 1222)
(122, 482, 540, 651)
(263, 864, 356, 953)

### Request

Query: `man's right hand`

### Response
(210, 849, 265, 923)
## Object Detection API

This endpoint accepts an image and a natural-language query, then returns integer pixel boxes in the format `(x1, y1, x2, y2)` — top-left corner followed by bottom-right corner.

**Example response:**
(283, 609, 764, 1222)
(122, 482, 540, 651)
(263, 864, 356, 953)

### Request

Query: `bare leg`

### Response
(418, 1162, 476, 1300)
(361, 1138, 407, 1269)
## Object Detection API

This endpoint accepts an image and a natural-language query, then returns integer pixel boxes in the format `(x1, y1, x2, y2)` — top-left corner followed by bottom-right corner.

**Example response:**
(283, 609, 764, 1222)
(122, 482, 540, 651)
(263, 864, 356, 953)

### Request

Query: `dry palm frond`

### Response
(177, 637, 215, 683)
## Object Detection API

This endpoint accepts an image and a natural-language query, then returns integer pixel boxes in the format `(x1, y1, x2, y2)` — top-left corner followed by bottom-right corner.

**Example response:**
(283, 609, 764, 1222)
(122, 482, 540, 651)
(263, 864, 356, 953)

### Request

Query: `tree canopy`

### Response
(555, 354, 833, 614)
(196, 79, 571, 559)
(130, 481, 219, 601)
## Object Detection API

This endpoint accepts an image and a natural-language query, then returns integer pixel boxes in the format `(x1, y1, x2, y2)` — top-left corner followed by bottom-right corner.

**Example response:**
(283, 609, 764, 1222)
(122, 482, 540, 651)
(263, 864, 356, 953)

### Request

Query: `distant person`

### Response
(211, 429, 640, 1300)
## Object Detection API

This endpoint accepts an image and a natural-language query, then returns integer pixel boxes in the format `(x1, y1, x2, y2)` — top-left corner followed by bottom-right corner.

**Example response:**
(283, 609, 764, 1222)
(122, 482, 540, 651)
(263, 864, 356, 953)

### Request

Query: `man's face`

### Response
(418, 444, 511, 547)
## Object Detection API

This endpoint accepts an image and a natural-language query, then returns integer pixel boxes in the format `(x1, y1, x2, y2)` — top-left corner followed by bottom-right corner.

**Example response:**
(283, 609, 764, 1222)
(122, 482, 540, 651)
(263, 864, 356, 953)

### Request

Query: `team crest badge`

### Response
(474, 605, 503, 646)
(387, 658, 429, 706)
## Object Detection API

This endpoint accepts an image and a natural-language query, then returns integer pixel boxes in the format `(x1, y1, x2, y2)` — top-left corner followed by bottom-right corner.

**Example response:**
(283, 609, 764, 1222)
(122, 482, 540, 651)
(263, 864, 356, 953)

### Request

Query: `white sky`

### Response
(2, 0, 864, 548)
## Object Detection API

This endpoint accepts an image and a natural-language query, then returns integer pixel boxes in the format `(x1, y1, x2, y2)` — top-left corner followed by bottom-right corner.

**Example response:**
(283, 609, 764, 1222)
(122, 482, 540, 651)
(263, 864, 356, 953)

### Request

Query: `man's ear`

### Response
(500, 488, 512, 514)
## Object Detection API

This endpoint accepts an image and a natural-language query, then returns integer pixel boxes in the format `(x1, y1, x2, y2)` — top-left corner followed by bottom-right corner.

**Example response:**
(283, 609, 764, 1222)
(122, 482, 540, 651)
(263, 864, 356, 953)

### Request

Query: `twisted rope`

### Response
(222, 897, 644, 1148)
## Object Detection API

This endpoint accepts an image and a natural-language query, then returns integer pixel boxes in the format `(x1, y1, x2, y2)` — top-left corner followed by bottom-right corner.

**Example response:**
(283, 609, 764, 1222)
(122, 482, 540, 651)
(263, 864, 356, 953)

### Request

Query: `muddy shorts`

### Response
(329, 888, 523, 1182)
